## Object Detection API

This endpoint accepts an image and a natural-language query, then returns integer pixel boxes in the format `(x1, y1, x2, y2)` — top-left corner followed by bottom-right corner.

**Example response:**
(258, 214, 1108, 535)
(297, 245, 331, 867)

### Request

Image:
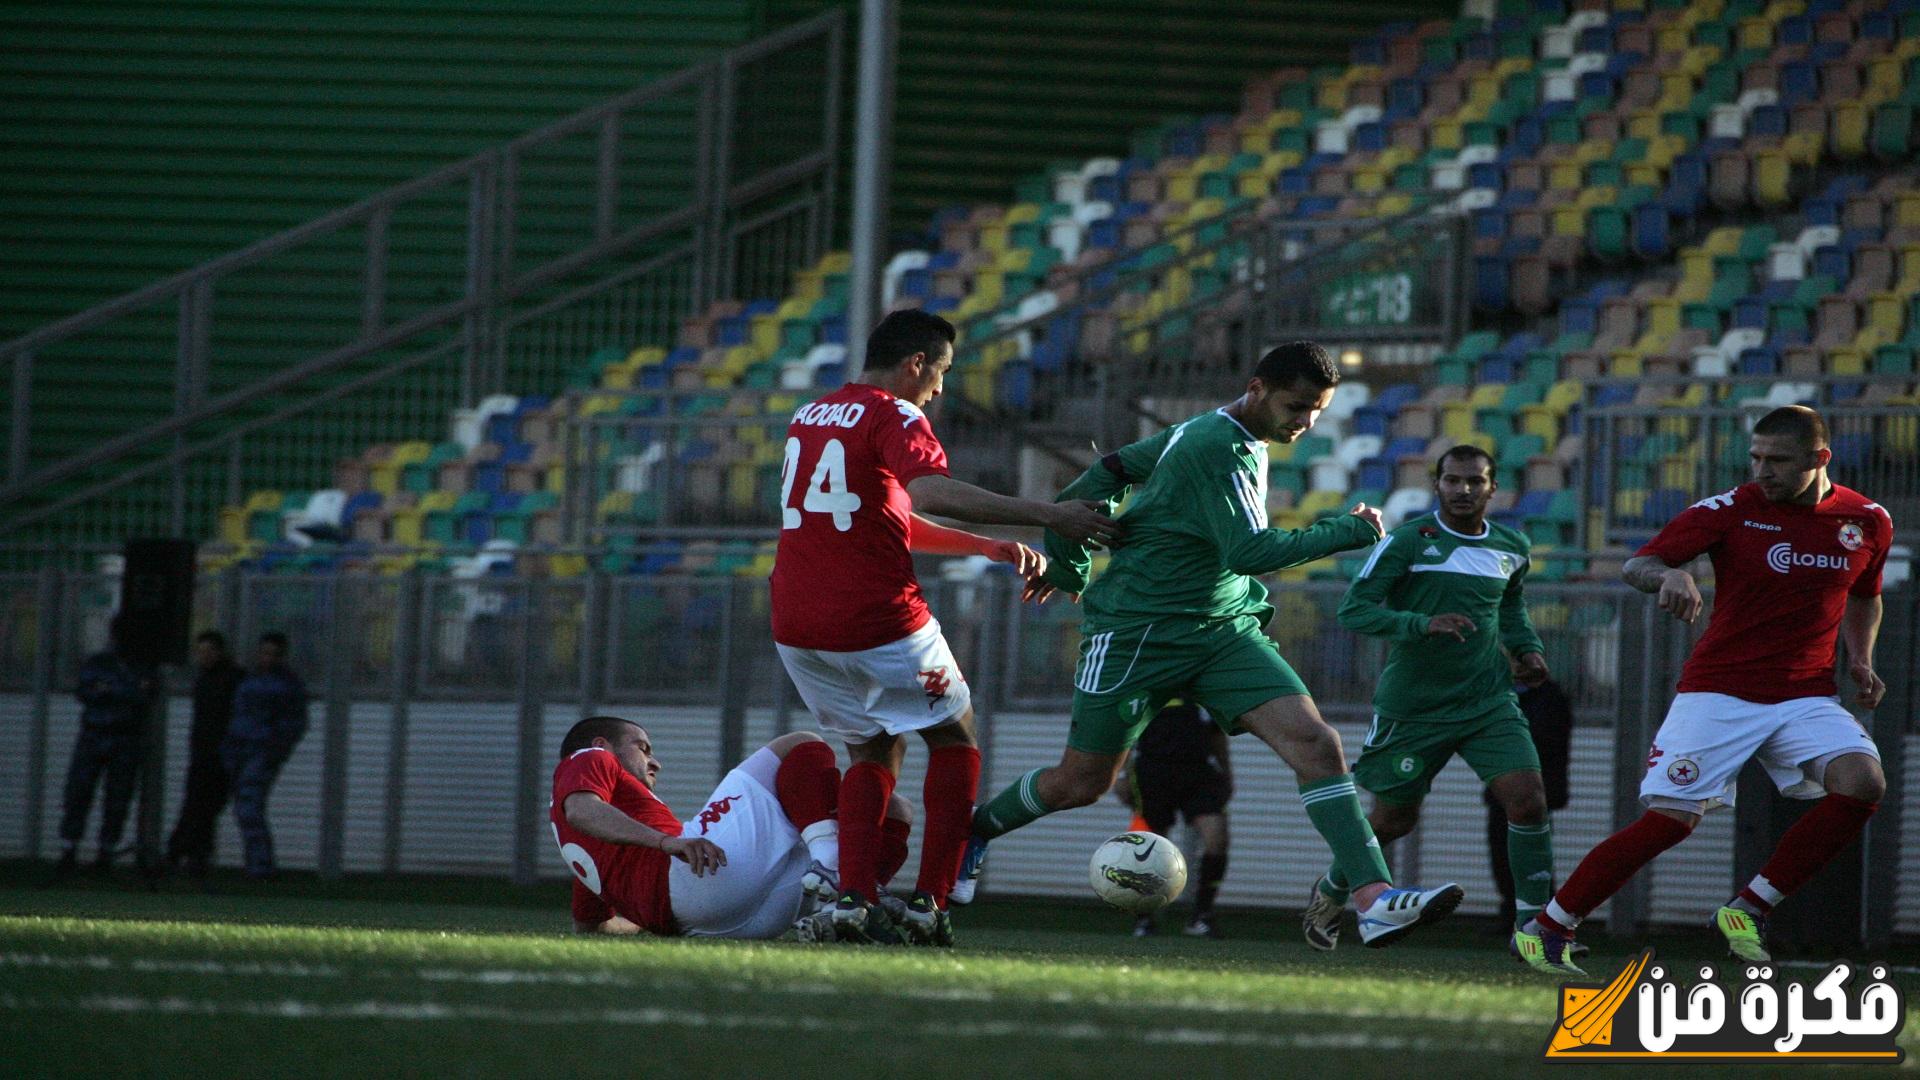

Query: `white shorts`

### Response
(775, 617, 972, 744)
(667, 747, 810, 939)
(1638, 692, 1881, 812)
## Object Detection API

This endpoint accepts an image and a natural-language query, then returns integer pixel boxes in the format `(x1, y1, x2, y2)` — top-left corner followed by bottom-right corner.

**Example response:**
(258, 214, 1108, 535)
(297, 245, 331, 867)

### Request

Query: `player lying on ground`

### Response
(1305, 444, 1558, 958)
(772, 309, 1115, 946)
(553, 716, 913, 940)
(1518, 405, 1893, 975)
(957, 341, 1465, 948)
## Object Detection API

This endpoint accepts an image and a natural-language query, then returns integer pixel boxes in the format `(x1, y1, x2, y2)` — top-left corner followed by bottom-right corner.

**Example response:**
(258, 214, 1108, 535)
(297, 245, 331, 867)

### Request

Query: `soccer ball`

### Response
(1089, 831, 1188, 913)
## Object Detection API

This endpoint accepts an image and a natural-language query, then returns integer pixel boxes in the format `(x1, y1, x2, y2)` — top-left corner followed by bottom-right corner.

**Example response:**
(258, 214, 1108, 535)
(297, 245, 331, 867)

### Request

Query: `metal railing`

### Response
(943, 199, 1467, 461)
(1584, 399, 1920, 545)
(0, 10, 845, 552)
(2, 566, 1911, 938)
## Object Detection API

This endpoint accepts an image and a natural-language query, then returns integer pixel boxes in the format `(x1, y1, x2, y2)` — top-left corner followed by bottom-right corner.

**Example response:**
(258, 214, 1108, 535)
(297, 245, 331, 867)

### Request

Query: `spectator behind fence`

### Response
(1484, 668, 1574, 929)
(55, 614, 158, 876)
(166, 630, 246, 878)
(220, 631, 310, 880)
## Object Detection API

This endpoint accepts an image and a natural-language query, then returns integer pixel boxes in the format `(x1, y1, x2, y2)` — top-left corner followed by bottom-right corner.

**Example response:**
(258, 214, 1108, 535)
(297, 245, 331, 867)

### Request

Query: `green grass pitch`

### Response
(1, 862, 1914, 1078)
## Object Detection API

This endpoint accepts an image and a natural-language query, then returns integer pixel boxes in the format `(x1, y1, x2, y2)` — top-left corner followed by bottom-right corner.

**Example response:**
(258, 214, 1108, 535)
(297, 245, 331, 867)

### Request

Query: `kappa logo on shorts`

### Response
(1666, 758, 1699, 786)
(696, 793, 744, 835)
(919, 667, 954, 705)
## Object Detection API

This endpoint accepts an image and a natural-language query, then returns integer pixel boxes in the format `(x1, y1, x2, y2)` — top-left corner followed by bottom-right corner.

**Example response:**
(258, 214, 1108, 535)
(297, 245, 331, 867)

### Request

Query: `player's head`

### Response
(255, 631, 289, 670)
(560, 715, 659, 788)
(1432, 445, 1497, 525)
(1239, 341, 1338, 443)
(1750, 406, 1831, 503)
(864, 309, 956, 408)
(193, 629, 229, 670)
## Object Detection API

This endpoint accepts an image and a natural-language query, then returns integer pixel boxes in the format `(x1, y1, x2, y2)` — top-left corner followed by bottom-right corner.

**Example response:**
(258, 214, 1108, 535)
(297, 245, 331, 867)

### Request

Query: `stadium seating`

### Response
(209, 0, 1920, 588)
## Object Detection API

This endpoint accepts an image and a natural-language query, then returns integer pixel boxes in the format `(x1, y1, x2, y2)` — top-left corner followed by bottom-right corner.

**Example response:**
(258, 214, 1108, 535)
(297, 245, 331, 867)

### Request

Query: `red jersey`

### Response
(549, 747, 683, 934)
(770, 383, 950, 651)
(1638, 482, 1893, 704)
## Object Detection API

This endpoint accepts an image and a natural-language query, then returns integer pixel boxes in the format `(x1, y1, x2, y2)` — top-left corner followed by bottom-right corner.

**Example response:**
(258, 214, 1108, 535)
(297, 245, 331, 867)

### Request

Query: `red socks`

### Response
(1542, 811, 1693, 932)
(773, 740, 839, 829)
(837, 762, 895, 903)
(878, 815, 911, 887)
(914, 745, 982, 907)
(1739, 792, 1878, 912)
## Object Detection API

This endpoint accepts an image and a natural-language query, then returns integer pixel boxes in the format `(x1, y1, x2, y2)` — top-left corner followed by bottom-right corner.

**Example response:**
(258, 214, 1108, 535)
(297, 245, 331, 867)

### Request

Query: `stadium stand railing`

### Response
(0, 10, 847, 568)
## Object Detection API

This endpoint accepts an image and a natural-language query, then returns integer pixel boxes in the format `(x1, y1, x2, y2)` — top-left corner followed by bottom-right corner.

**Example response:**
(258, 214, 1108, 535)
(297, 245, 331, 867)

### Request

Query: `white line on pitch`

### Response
(0, 993, 1528, 1055)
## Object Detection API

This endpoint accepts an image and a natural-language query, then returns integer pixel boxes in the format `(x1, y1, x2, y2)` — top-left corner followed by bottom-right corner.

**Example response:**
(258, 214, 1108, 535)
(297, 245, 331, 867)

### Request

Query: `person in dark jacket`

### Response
(220, 631, 310, 879)
(1485, 668, 1574, 928)
(165, 630, 246, 877)
(56, 615, 158, 874)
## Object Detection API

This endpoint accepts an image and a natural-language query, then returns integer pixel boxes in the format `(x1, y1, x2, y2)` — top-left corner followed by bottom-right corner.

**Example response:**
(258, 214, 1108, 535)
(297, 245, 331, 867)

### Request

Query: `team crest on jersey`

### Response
(1666, 758, 1699, 786)
(1419, 526, 1439, 539)
(1497, 553, 1514, 575)
(1838, 522, 1864, 551)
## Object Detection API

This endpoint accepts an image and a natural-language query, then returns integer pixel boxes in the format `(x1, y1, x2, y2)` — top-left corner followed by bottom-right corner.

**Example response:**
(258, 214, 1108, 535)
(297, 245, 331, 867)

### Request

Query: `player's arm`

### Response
(562, 792, 727, 877)
(905, 474, 1119, 548)
(1039, 427, 1178, 593)
(1841, 593, 1885, 709)
(1623, 496, 1731, 622)
(1335, 534, 1434, 642)
(1500, 557, 1549, 686)
(908, 513, 1045, 579)
(1197, 455, 1383, 575)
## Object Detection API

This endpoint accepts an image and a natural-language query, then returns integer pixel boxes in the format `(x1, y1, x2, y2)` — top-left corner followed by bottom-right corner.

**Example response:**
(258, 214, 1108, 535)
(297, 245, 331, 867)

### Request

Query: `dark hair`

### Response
(259, 631, 290, 651)
(560, 715, 641, 758)
(864, 309, 956, 371)
(1752, 405, 1829, 449)
(196, 629, 229, 651)
(1434, 444, 1497, 478)
(1252, 341, 1339, 391)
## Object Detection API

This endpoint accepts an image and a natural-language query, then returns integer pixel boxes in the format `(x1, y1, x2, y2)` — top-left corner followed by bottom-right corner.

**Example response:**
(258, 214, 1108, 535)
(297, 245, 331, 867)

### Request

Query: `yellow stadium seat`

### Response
(1611, 352, 1645, 377)
(1467, 384, 1505, 409)
(1830, 103, 1869, 158)
(1894, 194, 1920, 229)
(1614, 488, 1649, 518)
(1548, 162, 1583, 190)
(1577, 186, 1618, 209)
(1004, 203, 1042, 224)
(218, 506, 247, 545)
(1440, 403, 1476, 439)
(1702, 227, 1742, 255)
(1552, 208, 1587, 237)
(1646, 298, 1682, 337)
(1430, 121, 1463, 151)
(815, 251, 851, 274)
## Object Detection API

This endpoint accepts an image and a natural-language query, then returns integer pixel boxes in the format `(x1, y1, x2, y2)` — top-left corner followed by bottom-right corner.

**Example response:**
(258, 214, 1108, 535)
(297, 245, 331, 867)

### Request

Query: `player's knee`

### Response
(1371, 804, 1420, 841)
(767, 730, 826, 758)
(1501, 786, 1549, 826)
(1052, 771, 1108, 809)
(886, 792, 914, 825)
(1831, 764, 1887, 804)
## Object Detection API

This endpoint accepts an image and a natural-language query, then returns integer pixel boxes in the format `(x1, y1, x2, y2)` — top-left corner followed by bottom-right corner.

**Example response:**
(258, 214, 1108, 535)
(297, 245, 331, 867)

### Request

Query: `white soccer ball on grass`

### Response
(1089, 831, 1188, 913)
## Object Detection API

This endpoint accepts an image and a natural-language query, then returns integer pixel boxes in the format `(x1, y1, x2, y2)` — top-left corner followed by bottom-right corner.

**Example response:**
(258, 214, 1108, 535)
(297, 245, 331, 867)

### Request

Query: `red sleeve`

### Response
(553, 749, 622, 803)
(1636, 494, 1735, 566)
(571, 880, 613, 926)
(1851, 505, 1894, 599)
(872, 401, 949, 486)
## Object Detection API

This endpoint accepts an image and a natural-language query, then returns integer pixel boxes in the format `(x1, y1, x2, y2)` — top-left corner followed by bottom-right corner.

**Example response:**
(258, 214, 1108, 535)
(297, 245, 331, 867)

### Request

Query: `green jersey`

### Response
(1336, 513, 1545, 722)
(1042, 408, 1379, 630)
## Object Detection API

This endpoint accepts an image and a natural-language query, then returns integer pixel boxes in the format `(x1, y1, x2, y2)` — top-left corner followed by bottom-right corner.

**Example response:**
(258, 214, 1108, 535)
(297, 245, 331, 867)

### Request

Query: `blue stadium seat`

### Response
(1830, 433, 1871, 470)
(1631, 205, 1672, 260)
(1749, 104, 1789, 138)
(1738, 345, 1782, 374)
(1777, 14, 1813, 45)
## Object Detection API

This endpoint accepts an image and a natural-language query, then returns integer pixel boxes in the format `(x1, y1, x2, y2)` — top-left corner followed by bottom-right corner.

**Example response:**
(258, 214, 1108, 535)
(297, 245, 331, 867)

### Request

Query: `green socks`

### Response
(972, 768, 1052, 841)
(1508, 819, 1554, 929)
(1300, 775, 1390, 894)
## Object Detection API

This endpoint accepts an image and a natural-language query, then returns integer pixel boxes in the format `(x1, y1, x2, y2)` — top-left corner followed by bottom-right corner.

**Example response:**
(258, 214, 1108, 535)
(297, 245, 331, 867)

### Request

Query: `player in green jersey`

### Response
(952, 343, 1464, 947)
(1302, 444, 1559, 960)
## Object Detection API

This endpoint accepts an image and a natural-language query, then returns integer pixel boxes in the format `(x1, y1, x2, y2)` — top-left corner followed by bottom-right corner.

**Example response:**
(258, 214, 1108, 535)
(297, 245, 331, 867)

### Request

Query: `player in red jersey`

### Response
(771, 309, 1120, 945)
(552, 715, 914, 939)
(1517, 407, 1893, 975)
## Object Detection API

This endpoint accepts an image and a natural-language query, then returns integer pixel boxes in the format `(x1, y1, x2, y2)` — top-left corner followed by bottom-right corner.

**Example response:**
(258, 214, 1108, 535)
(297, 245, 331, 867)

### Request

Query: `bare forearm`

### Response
(575, 915, 643, 935)
(908, 513, 996, 557)
(564, 793, 670, 849)
(1842, 595, 1882, 665)
(1621, 555, 1684, 593)
(907, 474, 1057, 529)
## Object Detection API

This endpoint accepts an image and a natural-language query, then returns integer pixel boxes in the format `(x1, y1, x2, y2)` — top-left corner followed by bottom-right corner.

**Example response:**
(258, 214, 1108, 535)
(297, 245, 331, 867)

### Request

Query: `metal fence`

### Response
(3, 566, 1911, 940)
(0, 10, 845, 555)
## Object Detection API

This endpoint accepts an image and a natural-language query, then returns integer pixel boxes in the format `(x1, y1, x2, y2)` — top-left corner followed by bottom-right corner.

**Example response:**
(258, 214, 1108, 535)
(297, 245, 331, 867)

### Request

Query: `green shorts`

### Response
(1065, 615, 1309, 755)
(1352, 700, 1540, 806)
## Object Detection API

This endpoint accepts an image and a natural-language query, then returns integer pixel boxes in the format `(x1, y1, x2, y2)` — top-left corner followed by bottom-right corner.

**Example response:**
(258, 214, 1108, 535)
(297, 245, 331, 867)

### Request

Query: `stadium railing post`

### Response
(382, 569, 421, 876)
(715, 577, 753, 785)
(317, 574, 354, 880)
(21, 565, 59, 860)
(511, 575, 550, 886)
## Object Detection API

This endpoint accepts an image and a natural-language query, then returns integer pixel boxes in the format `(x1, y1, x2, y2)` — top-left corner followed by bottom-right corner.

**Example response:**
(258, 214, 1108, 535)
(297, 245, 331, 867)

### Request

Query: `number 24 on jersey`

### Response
(781, 437, 863, 532)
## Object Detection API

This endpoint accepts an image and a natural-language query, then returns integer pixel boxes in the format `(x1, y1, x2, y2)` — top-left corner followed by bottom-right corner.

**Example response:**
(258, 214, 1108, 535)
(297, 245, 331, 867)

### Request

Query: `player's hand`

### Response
(1425, 613, 1477, 642)
(1513, 651, 1550, 689)
(1657, 569, 1703, 623)
(986, 539, 1045, 579)
(1348, 503, 1386, 539)
(1047, 500, 1123, 549)
(1850, 660, 1886, 710)
(1021, 572, 1058, 605)
(661, 836, 727, 877)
